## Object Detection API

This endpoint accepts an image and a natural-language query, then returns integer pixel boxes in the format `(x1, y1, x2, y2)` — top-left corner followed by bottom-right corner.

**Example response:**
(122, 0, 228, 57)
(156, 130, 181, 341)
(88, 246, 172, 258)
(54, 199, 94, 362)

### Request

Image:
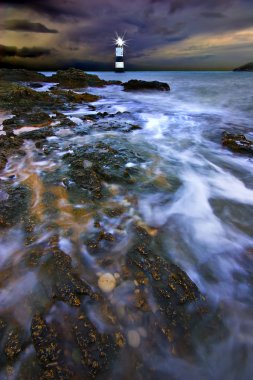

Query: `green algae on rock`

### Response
(50, 68, 107, 89)
(0, 68, 47, 83)
(51, 88, 100, 103)
(0, 185, 30, 228)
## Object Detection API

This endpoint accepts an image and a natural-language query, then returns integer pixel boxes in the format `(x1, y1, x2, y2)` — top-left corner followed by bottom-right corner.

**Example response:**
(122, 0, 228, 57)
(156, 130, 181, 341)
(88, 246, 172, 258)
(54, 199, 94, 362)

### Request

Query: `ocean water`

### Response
(1, 71, 253, 379)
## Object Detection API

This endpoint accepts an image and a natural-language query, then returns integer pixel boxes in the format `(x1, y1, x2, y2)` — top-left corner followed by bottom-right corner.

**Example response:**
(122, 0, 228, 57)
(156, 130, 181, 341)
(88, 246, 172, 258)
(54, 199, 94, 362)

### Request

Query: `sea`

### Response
(1, 71, 253, 379)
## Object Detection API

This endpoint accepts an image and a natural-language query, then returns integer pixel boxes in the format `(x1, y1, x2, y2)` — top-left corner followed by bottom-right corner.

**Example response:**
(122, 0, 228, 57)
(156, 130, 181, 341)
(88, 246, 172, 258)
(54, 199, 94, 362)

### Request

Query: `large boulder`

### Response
(0, 68, 46, 82)
(124, 79, 170, 91)
(222, 132, 253, 155)
(49, 68, 107, 88)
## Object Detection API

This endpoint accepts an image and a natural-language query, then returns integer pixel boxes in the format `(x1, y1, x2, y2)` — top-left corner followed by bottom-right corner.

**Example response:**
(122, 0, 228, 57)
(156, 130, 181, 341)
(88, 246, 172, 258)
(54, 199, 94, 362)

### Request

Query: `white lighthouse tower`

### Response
(114, 35, 125, 73)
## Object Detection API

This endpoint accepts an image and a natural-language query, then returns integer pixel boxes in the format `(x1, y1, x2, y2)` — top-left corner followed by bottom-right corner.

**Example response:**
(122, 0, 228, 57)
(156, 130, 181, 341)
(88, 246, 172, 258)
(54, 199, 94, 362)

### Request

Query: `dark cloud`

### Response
(4, 19, 58, 33)
(201, 12, 225, 18)
(0, 45, 52, 58)
(1, 0, 253, 69)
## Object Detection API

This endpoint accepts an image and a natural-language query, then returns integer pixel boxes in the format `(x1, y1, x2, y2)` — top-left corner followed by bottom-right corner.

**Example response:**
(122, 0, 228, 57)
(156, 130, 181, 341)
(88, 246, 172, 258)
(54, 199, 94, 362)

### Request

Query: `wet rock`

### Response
(49, 68, 107, 89)
(107, 80, 123, 85)
(0, 82, 58, 111)
(3, 111, 51, 134)
(20, 127, 54, 140)
(51, 89, 100, 103)
(4, 328, 22, 360)
(91, 120, 142, 133)
(0, 318, 7, 340)
(73, 313, 119, 379)
(0, 185, 30, 228)
(31, 314, 72, 379)
(98, 273, 116, 293)
(127, 226, 207, 352)
(0, 153, 7, 170)
(127, 329, 141, 348)
(0, 68, 46, 82)
(222, 132, 253, 155)
(29, 82, 44, 89)
(64, 142, 142, 198)
(124, 80, 170, 91)
(46, 245, 92, 306)
(0, 134, 24, 168)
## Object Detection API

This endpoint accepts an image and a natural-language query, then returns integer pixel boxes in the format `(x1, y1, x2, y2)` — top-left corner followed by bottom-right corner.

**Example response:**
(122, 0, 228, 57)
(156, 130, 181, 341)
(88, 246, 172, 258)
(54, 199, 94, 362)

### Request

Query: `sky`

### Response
(0, 0, 253, 71)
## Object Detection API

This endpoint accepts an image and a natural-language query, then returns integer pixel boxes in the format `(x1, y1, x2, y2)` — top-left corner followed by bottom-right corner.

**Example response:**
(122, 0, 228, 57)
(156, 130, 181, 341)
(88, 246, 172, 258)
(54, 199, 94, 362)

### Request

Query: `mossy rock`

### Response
(0, 68, 46, 82)
(51, 88, 100, 103)
(50, 68, 107, 89)
(0, 185, 30, 228)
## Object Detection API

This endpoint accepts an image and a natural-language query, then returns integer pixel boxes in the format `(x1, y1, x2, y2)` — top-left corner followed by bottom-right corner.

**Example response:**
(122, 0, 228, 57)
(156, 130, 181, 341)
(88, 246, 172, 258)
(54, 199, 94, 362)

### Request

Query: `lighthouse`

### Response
(115, 35, 125, 73)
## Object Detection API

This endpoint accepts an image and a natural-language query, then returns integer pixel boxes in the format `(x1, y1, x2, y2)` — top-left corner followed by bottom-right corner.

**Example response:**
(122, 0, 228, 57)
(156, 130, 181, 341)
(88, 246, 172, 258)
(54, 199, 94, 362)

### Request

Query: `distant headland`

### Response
(234, 62, 253, 71)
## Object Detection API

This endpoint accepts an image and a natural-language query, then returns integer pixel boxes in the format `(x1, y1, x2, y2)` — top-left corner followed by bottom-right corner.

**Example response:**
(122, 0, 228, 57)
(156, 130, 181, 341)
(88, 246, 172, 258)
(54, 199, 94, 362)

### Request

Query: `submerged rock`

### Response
(222, 132, 253, 155)
(124, 79, 170, 91)
(98, 273, 116, 293)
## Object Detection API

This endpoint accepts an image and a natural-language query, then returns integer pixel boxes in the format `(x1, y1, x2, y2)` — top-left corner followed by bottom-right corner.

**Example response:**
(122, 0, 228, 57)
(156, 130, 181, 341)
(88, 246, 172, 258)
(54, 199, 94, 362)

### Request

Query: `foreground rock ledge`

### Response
(124, 79, 170, 91)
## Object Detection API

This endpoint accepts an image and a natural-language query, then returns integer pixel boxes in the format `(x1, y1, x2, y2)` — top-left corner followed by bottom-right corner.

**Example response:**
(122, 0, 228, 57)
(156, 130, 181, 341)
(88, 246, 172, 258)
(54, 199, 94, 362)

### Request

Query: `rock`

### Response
(73, 313, 118, 379)
(0, 134, 24, 170)
(127, 329, 141, 348)
(63, 141, 142, 199)
(107, 80, 123, 85)
(51, 88, 100, 103)
(4, 328, 22, 360)
(3, 112, 51, 134)
(126, 225, 208, 354)
(31, 313, 72, 379)
(49, 68, 107, 89)
(124, 79, 170, 91)
(98, 273, 116, 293)
(0, 153, 7, 170)
(233, 62, 253, 72)
(44, 239, 92, 306)
(0, 185, 30, 228)
(222, 132, 253, 155)
(0, 68, 46, 82)
(29, 82, 44, 89)
(20, 127, 54, 140)
(0, 82, 58, 111)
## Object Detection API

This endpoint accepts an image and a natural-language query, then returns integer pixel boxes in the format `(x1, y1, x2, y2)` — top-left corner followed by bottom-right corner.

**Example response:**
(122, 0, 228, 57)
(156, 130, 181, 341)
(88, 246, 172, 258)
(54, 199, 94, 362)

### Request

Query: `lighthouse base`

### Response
(115, 68, 125, 73)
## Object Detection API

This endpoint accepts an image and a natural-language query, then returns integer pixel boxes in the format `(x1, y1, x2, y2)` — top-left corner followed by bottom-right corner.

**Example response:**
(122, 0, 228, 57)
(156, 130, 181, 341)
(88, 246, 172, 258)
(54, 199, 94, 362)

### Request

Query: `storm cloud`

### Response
(0, 0, 252, 70)
(0, 45, 52, 58)
(3, 20, 58, 33)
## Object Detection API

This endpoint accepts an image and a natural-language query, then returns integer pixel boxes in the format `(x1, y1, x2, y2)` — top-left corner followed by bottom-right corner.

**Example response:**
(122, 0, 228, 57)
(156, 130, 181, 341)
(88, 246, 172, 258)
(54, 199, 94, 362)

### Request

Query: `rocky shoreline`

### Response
(0, 68, 250, 379)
